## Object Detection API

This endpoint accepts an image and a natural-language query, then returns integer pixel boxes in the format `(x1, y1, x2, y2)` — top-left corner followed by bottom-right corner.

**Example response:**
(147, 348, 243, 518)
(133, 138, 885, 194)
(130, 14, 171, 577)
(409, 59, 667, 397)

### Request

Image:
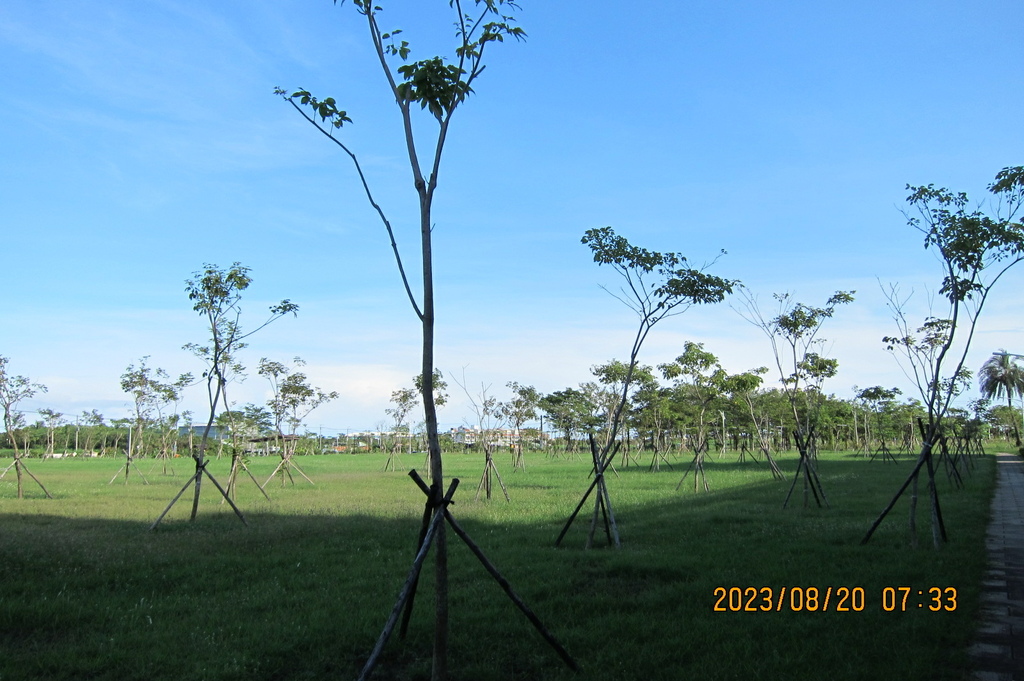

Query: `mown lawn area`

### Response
(0, 448, 999, 680)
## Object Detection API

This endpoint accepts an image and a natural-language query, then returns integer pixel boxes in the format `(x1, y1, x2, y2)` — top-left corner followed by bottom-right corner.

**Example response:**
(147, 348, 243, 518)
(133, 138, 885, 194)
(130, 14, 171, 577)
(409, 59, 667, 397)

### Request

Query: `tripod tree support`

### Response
(862, 419, 948, 546)
(108, 449, 149, 485)
(358, 471, 578, 680)
(261, 451, 315, 489)
(781, 429, 829, 510)
(0, 455, 52, 499)
(556, 437, 620, 548)
(0, 355, 50, 499)
(150, 460, 248, 530)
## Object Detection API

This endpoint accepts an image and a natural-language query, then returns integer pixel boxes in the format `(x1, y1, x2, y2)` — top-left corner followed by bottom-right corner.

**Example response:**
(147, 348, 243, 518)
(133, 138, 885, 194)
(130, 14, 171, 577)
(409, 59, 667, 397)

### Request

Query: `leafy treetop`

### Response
(882, 166, 1024, 421)
(582, 226, 735, 320)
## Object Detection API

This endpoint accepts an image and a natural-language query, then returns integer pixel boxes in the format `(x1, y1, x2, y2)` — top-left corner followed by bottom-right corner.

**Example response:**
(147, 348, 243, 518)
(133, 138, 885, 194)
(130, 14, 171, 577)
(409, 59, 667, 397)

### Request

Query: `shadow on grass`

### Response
(0, 452, 996, 681)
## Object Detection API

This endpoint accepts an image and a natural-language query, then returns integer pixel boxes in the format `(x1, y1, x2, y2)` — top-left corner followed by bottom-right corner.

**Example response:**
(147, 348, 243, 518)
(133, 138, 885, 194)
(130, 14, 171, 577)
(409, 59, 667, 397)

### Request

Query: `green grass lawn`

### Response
(0, 447, 1000, 680)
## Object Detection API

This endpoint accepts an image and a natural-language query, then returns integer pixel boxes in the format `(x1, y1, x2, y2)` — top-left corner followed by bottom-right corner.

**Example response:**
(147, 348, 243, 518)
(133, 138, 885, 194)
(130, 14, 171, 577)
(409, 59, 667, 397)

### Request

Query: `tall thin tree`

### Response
(556, 227, 733, 547)
(279, 4, 528, 677)
(151, 263, 296, 528)
(737, 289, 854, 508)
(863, 166, 1024, 547)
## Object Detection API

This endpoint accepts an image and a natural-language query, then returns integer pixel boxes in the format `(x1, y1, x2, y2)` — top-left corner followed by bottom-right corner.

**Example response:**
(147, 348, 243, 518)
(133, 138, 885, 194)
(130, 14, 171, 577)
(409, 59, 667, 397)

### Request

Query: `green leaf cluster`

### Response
(274, 89, 353, 129)
(397, 57, 471, 120)
(772, 291, 854, 341)
(582, 226, 736, 315)
(906, 166, 1024, 304)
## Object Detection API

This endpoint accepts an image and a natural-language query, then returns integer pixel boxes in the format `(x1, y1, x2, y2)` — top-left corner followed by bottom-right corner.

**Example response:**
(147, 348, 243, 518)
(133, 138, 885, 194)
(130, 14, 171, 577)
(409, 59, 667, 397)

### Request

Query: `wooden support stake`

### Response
(151, 469, 201, 530)
(861, 443, 933, 545)
(399, 470, 437, 639)
(555, 445, 619, 547)
(442, 507, 579, 673)
(357, 479, 459, 681)
(17, 458, 53, 499)
(924, 445, 948, 546)
(200, 465, 247, 526)
(150, 460, 247, 530)
(243, 461, 271, 500)
(595, 440, 620, 548)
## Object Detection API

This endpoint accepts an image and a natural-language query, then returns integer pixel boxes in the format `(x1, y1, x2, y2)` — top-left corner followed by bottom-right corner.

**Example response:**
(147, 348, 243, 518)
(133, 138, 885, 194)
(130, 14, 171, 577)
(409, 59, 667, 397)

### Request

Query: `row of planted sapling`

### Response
(1, 0, 1022, 675)
(0, 169, 1020, 674)
(1, 342, 1003, 482)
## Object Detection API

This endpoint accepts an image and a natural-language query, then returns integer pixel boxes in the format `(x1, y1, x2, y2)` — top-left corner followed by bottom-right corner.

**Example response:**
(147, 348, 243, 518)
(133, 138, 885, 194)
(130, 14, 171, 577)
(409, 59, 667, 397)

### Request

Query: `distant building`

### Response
(449, 425, 481, 445)
(177, 425, 229, 440)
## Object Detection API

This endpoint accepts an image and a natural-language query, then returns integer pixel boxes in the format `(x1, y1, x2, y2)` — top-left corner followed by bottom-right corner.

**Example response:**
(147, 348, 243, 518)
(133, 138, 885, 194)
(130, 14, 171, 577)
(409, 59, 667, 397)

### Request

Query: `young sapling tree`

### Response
(659, 341, 730, 492)
(120, 357, 192, 481)
(738, 289, 853, 508)
(0, 356, 50, 498)
(453, 372, 509, 501)
(556, 227, 734, 547)
(259, 356, 338, 487)
(538, 388, 599, 456)
(78, 409, 105, 455)
(721, 367, 784, 478)
(37, 408, 63, 458)
(384, 386, 419, 472)
(854, 385, 903, 461)
(151, 263, 297, 529)
(499, 381, 539, 471)
(863, 166, 1024, 547)
(631, 376, 675, 470)
(281, 4, 577, 676)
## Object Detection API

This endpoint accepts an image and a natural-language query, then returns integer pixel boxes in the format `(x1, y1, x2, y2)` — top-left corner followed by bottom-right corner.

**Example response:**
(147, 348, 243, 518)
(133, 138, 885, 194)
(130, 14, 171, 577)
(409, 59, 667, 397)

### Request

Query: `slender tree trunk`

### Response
(908, 469, 919, 549)
(189, 430, 209, 520)
(418, 188, 448, 681)
(1010, 395, 1021, 447)
(8, 417, 20, 459)
(190, 376, 222, 521)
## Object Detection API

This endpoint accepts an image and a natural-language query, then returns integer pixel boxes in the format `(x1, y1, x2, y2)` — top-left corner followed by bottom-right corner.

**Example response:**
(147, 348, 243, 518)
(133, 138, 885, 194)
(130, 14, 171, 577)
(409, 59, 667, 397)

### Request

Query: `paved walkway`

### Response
(970, 452, 1024, 680)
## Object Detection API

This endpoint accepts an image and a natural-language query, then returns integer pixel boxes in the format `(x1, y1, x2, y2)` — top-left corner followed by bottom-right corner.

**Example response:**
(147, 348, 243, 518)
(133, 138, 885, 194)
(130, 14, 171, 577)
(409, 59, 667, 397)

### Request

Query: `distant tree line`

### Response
(2, 350, 1021, 460)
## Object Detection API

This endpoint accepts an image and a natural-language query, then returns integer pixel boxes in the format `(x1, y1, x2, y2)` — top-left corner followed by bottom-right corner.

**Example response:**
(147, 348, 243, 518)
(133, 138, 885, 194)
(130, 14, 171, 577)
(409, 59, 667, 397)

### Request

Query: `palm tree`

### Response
(979, 350, 1024, 445)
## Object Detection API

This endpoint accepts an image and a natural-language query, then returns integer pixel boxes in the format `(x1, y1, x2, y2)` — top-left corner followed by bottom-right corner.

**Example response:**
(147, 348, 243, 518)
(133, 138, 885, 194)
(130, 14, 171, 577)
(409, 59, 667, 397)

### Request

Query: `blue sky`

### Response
(2, 0, 1023, 435)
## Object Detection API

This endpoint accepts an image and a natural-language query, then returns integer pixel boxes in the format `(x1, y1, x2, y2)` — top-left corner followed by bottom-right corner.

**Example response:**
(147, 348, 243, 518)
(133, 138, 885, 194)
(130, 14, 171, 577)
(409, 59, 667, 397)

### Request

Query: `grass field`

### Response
(0, 447, 1000, 680)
